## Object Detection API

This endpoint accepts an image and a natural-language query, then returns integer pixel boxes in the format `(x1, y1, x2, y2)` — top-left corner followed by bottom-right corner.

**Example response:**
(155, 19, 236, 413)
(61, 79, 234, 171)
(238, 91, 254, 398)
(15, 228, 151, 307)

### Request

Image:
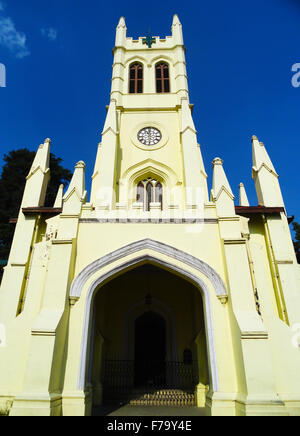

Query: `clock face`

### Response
(137, 127, 162, 146)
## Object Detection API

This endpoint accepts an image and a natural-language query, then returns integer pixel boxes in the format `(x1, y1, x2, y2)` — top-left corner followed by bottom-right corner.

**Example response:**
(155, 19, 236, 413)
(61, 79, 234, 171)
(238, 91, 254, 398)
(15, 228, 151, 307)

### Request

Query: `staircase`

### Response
(102, 359, 198, 407)
(104, 389, 196, 407)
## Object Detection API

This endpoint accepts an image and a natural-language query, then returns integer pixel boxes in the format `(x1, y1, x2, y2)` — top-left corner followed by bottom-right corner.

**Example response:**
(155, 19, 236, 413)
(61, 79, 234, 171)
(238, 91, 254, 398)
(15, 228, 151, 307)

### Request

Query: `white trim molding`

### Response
(70, 239, 227, 300)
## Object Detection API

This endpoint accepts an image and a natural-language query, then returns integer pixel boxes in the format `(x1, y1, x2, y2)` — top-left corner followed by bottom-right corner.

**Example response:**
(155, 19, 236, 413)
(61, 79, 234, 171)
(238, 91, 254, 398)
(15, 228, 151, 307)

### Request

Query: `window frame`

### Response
(129, 62, 143, 94)
(155, 62, 170, 94)
(136, 178, 163, 211)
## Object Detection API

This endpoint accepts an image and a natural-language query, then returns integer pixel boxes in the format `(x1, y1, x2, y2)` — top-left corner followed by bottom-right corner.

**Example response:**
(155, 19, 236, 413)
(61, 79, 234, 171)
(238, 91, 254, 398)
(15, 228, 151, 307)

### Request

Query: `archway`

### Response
(89, 262, 209, 407)
(70, 239, 227, 411)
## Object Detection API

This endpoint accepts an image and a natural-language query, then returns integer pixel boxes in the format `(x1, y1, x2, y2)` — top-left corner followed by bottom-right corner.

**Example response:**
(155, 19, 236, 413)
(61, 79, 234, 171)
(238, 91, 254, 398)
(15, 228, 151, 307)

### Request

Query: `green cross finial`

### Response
(142, 32, 156, 48)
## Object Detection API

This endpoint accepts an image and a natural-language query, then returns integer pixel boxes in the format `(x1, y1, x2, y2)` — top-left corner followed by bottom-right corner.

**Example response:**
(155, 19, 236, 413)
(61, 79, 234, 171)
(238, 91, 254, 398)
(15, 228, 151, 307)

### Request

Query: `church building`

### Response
(0, 15, 300, 416)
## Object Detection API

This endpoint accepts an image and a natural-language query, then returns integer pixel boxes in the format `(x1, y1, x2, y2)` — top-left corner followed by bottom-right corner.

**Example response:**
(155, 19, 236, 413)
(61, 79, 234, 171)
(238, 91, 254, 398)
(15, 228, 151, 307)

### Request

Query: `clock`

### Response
(137, 127, 162, 146)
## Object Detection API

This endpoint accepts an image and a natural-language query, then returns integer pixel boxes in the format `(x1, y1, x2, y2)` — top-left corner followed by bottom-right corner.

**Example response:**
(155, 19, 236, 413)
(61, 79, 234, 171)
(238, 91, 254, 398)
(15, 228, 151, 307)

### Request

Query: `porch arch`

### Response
(122, 296, 179, 363)
(70, 239, 227, 300)
(70, 240, 227, 394)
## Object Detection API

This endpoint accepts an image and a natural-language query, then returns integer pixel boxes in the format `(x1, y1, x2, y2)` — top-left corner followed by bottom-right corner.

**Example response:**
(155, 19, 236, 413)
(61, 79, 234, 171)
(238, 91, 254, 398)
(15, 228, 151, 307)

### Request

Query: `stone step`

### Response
(104, 389, 196, 407)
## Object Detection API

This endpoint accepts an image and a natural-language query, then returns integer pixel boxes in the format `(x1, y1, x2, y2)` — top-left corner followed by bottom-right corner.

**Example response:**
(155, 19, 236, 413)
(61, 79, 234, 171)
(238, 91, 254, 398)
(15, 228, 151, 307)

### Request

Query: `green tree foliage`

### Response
(292, 221, 300, 263)
(0, 149, 72, 264)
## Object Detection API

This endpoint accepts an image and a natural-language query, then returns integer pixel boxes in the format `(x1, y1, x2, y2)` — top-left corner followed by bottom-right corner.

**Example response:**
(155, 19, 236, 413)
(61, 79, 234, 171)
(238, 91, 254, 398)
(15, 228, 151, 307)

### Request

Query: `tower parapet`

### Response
(111, 15, 189, 106)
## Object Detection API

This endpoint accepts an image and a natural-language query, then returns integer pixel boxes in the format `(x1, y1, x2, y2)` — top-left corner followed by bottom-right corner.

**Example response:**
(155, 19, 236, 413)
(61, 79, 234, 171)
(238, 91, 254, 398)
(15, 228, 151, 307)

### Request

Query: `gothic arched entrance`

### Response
(89, 262, 209, 408)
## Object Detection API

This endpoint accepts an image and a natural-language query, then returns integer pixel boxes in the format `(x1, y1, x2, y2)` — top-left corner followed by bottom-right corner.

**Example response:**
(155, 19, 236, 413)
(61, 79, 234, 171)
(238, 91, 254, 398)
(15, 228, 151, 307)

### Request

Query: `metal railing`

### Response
(101, 360, 199, 405)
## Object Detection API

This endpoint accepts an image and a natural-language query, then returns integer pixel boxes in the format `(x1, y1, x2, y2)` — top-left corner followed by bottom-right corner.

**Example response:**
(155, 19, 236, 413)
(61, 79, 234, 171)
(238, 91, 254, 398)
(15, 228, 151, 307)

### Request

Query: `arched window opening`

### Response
(146, 182, 153, 212)
(137, 182, 144, 203)
(129, 63, 143, 94)
(156, 62, 170, 93)
(136, 178, 163, 211)
(156, 182, 163, 205)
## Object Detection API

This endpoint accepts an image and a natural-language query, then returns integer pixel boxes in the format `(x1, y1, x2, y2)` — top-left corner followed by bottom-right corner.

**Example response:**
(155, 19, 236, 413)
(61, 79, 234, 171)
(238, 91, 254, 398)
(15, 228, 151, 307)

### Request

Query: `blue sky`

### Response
(0, 0, 299, 222)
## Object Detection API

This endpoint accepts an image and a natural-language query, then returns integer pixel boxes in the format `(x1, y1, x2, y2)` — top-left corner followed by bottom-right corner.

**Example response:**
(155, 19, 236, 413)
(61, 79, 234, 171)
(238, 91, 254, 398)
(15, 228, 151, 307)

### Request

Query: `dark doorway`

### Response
(134, 311, 166, 387)
(97, 263, 204, 407)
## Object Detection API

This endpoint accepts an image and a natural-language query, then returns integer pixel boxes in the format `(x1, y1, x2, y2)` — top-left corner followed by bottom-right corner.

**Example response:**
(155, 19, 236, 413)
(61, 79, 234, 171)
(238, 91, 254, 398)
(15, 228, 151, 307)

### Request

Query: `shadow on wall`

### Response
(0, 261, 7, 285)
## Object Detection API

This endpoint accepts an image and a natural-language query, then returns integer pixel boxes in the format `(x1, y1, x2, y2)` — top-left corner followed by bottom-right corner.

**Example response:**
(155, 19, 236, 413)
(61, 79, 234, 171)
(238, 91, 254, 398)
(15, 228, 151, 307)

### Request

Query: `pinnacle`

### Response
(76, 161, 86, 169)
(172, 14, 181, 26)
(252, 137, 276, 174)
(239, 182, 250, 206)
(117, 16, 126, 28)
(213, 157, 223, 166)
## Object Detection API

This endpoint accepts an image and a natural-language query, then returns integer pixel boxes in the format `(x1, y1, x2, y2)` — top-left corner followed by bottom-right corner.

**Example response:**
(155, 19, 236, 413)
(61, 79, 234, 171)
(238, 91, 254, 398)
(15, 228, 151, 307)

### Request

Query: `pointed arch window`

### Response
(137, 182, 144, 204)
(136, 178, 163, 211)
(146, 182, 153, 212)
(156, 182, 163, 205)
(155, 62, 170, 93)
(129, 63, 143, 94)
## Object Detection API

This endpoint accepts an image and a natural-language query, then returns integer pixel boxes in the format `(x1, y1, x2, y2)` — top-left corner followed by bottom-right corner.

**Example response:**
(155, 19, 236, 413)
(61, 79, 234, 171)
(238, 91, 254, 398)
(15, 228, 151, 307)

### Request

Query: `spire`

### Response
(27, 138, 50, 180)
(180, 98, 208, 204)
(91, 100, 118, 207)
(5, 138, 51, 286)
(115, 16, 127, 46)
(172, 14, 181, 26)
(22, 138, 51, 207)
(212, 158, 234, 199)
(53, 184, 64, 208)
(64, 161, 86, 201)
(102, 99, 117, 135)
(117, 16, 126, 27)
(251, 136, 285, 208)
(212, 158, 235, 216)
(239, 183, 250, 207)
(252, 135, 277, 175)
(172, 14, 184, 45)
(181, 98, 196, 133)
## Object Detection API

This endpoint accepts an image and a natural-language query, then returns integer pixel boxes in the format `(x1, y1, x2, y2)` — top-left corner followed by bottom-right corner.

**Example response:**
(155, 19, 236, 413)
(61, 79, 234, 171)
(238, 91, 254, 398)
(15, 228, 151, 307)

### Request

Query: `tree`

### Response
(0, 149, 72, 266)
(292, 221, 300, 264)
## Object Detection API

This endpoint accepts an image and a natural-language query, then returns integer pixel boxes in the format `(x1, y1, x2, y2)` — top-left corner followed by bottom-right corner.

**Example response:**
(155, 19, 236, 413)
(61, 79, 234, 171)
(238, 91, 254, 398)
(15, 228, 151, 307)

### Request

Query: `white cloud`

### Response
(41, 27, 58, 41)
(0, 16, 30, 58)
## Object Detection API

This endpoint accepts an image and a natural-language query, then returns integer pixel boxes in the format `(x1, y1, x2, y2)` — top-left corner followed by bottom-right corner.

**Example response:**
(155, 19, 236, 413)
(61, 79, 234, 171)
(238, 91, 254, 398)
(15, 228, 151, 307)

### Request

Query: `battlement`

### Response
(121, 35, 179, 51)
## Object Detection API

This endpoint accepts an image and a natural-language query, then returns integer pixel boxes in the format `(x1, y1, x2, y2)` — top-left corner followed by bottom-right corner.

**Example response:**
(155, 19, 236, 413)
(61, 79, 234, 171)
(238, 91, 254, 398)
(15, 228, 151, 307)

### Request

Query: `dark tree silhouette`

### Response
(292, 221, 300, 264)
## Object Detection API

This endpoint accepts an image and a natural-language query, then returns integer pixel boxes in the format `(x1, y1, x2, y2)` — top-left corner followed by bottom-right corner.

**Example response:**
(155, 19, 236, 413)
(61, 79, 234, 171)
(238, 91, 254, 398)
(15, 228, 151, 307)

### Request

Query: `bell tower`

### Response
(91, 15, 209, 214)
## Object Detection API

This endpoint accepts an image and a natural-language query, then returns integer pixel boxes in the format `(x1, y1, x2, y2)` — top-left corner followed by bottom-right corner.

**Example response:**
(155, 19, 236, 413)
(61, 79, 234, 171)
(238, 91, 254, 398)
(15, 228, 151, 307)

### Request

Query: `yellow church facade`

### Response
(0, 16, 300, 416)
